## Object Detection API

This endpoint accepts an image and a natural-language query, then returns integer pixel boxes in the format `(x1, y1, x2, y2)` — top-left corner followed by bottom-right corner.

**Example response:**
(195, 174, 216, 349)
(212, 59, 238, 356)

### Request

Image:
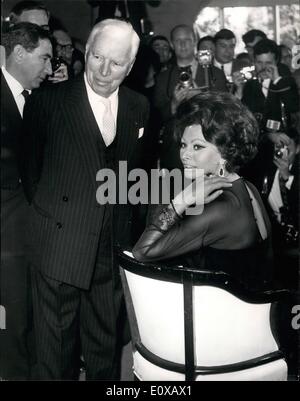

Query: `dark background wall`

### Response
(2, 0, 93, 45)
(2, 0, 297, 45)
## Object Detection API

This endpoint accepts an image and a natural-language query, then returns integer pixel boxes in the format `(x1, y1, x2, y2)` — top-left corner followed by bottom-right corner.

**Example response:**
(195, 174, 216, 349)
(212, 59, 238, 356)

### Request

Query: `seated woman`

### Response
(133, 92, 275, 290)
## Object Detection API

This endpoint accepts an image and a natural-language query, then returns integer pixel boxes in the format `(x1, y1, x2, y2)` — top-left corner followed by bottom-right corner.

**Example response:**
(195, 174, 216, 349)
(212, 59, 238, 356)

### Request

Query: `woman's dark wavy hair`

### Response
(174, 92, 259, 172)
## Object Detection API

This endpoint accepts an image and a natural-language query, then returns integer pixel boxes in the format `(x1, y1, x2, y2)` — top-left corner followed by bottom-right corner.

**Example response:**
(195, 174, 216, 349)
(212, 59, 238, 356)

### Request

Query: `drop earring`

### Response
(218, 159, 226, 177)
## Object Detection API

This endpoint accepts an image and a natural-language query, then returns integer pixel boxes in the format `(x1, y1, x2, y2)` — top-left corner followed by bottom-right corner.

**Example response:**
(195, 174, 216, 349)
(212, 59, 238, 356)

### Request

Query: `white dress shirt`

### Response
(2, 66, 31, 117)
(260, 76, 282, 98)
(84, 73, 118, 142)
(268, 168, 294, 223)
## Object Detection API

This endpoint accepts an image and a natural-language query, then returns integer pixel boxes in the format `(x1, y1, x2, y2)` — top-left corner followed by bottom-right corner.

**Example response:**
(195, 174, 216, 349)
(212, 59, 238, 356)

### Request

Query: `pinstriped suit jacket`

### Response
(21, 75, 150, 289)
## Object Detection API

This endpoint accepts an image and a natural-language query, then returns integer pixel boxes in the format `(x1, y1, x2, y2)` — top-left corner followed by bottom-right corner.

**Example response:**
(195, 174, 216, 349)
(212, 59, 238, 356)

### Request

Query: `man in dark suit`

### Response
(213, 29, 241, 85)
(21, 18, 149, 380)
(258, 127, 299, 377)
(153, 25, 227, 170)
(242, 29, 291, 78)
(235, 39, 299, 187)
(240, 39, 298, 126)
(154, 24, 227, 125)
(0, 23, 53, 380)
(259, 128, 299, 275)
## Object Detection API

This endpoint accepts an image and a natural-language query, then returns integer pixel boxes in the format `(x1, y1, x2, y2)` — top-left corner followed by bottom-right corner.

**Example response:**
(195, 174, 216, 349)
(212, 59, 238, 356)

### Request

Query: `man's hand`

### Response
(48, 63, 69, 84)
(171, 83, 190, 114)
(232, 71, 245, 99)
(273, 147, 290, 181)
(259, 64, 280, 82)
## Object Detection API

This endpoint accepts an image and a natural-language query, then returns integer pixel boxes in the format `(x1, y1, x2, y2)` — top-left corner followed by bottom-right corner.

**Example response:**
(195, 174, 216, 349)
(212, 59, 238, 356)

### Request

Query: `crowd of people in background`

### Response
(0, 0, 299, 381)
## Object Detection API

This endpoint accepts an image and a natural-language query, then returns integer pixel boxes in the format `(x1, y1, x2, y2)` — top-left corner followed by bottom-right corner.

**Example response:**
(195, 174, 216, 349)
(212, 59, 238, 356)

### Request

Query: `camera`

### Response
(179, 70, 193, 89)
(51, 56, 64, 73)
(274, 144, 288, 159)
(196, 50, 212, 66)
(240, 65, 256, 81)
(283, 224, 299, 245)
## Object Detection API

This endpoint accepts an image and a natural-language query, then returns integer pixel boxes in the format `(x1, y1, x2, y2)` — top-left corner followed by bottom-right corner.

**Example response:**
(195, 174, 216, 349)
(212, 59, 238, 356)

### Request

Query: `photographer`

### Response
(153, 25, 227, 125)
(234, 40, 298, 123)
(260, 126, 299, 288)
(153, 25, 227, 171)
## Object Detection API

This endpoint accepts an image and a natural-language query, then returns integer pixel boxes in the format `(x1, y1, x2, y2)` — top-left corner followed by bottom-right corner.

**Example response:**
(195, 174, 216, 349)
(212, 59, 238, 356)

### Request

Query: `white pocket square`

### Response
(138, 127, 144, 138)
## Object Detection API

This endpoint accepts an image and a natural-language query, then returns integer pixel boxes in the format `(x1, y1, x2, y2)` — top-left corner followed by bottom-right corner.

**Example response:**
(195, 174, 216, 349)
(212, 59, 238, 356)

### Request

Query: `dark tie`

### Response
(22, 89, 30, 101)
(279, 175, 290, 225)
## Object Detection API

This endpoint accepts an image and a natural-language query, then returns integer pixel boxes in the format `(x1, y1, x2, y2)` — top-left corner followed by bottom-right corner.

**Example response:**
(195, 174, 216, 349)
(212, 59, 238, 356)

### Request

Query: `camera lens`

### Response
(179, 71, 192, 88)
(51, 57, 62, 72)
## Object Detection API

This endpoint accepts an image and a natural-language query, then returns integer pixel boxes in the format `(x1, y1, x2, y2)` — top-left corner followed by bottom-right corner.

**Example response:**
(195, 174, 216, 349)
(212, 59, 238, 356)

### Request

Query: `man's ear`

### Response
(295, 143, 300, 155)
(12, 45, 26, 64)
(126, 58, 136, 76)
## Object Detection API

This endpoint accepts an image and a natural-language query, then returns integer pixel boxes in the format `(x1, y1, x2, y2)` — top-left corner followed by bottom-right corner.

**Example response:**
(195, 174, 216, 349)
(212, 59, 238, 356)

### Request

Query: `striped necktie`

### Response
(101, 98, 116, 147)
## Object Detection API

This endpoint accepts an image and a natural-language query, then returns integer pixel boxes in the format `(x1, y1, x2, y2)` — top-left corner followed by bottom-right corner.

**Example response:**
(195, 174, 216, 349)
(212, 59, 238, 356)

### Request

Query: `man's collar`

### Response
(177, 58, 197, 68)
(84, 73, 119, 102)
(1, 65, 30, 95)
(213, 59, 232, 69)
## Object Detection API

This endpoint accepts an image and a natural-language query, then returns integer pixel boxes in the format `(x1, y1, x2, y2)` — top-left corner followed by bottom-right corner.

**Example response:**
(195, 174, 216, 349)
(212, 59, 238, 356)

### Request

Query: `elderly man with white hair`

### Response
(21, 18, 150, 380)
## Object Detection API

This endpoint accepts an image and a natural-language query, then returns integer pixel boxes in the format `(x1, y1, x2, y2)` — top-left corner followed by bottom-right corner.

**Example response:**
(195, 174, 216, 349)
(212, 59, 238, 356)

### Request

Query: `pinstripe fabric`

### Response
(21, 75, 150, 379)
(21, 75, 150, 289)
(0, 72, 34, 380)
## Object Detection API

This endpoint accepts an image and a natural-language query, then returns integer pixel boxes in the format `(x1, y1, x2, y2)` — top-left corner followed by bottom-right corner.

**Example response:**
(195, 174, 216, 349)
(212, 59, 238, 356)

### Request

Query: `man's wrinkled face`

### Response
(171, 28, 195, 61)
(85, 28, 134, 98)
(21, 39, 53, 89)
(215, 38, 236, 64)
(17, 9, 50, 31)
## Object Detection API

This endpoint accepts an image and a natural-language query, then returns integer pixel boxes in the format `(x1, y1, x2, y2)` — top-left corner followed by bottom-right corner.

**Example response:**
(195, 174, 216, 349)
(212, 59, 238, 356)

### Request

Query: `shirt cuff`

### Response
(273, 76, 282, 85)
(285, 175, 294, 190)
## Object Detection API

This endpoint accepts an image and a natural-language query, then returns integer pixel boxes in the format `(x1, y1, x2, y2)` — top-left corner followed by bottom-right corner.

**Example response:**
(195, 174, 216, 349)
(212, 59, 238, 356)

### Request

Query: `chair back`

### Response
(118, 249, 288, 381)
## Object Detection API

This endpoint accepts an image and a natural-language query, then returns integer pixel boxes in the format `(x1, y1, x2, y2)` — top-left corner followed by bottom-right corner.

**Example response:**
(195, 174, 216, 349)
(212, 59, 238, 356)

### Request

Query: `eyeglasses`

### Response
(56, 44, 73, 52)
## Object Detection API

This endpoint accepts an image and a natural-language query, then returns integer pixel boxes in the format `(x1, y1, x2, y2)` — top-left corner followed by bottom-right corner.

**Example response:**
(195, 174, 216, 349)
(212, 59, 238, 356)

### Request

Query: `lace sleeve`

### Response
(149, 201, 182, 232)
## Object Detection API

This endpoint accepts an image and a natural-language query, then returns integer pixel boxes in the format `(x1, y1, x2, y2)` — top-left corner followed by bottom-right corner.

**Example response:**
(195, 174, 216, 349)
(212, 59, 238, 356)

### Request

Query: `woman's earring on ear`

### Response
(218, 159, 226, 177)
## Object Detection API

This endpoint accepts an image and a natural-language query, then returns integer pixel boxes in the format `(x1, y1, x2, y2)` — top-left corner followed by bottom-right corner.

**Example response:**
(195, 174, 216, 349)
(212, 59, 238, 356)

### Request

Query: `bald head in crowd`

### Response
(85, 19, 140, 98)
(170, 25, 196, 65)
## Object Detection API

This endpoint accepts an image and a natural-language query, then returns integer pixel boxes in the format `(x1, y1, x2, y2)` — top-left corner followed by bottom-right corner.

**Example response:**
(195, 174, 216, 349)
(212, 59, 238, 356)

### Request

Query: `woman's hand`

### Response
(172, 175, 232, 215)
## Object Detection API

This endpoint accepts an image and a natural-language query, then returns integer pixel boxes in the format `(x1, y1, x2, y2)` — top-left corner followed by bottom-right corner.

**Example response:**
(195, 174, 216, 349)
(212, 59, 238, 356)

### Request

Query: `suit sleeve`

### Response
(153, 70, 173, 124)
(20, 90, 47, 203)
(270, 76, 299, 113)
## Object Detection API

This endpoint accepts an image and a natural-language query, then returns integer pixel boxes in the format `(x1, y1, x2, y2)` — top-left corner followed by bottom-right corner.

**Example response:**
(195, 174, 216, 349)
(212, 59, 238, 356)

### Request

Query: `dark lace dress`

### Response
(133, 178, 276, 291)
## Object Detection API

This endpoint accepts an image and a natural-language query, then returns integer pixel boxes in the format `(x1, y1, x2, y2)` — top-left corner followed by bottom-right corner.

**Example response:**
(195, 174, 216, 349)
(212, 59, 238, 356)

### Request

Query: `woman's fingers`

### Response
(204, 189, 224, 204)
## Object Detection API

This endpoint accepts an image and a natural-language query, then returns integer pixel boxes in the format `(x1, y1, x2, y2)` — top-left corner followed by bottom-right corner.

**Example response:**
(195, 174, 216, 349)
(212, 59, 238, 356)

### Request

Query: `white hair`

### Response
(86, 19, 140, 63)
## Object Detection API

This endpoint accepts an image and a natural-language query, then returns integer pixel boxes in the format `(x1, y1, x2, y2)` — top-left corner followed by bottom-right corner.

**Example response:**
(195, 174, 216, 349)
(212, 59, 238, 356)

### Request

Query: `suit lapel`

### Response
(116, 86, 139, 163)
(60, 76, 105, 188)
